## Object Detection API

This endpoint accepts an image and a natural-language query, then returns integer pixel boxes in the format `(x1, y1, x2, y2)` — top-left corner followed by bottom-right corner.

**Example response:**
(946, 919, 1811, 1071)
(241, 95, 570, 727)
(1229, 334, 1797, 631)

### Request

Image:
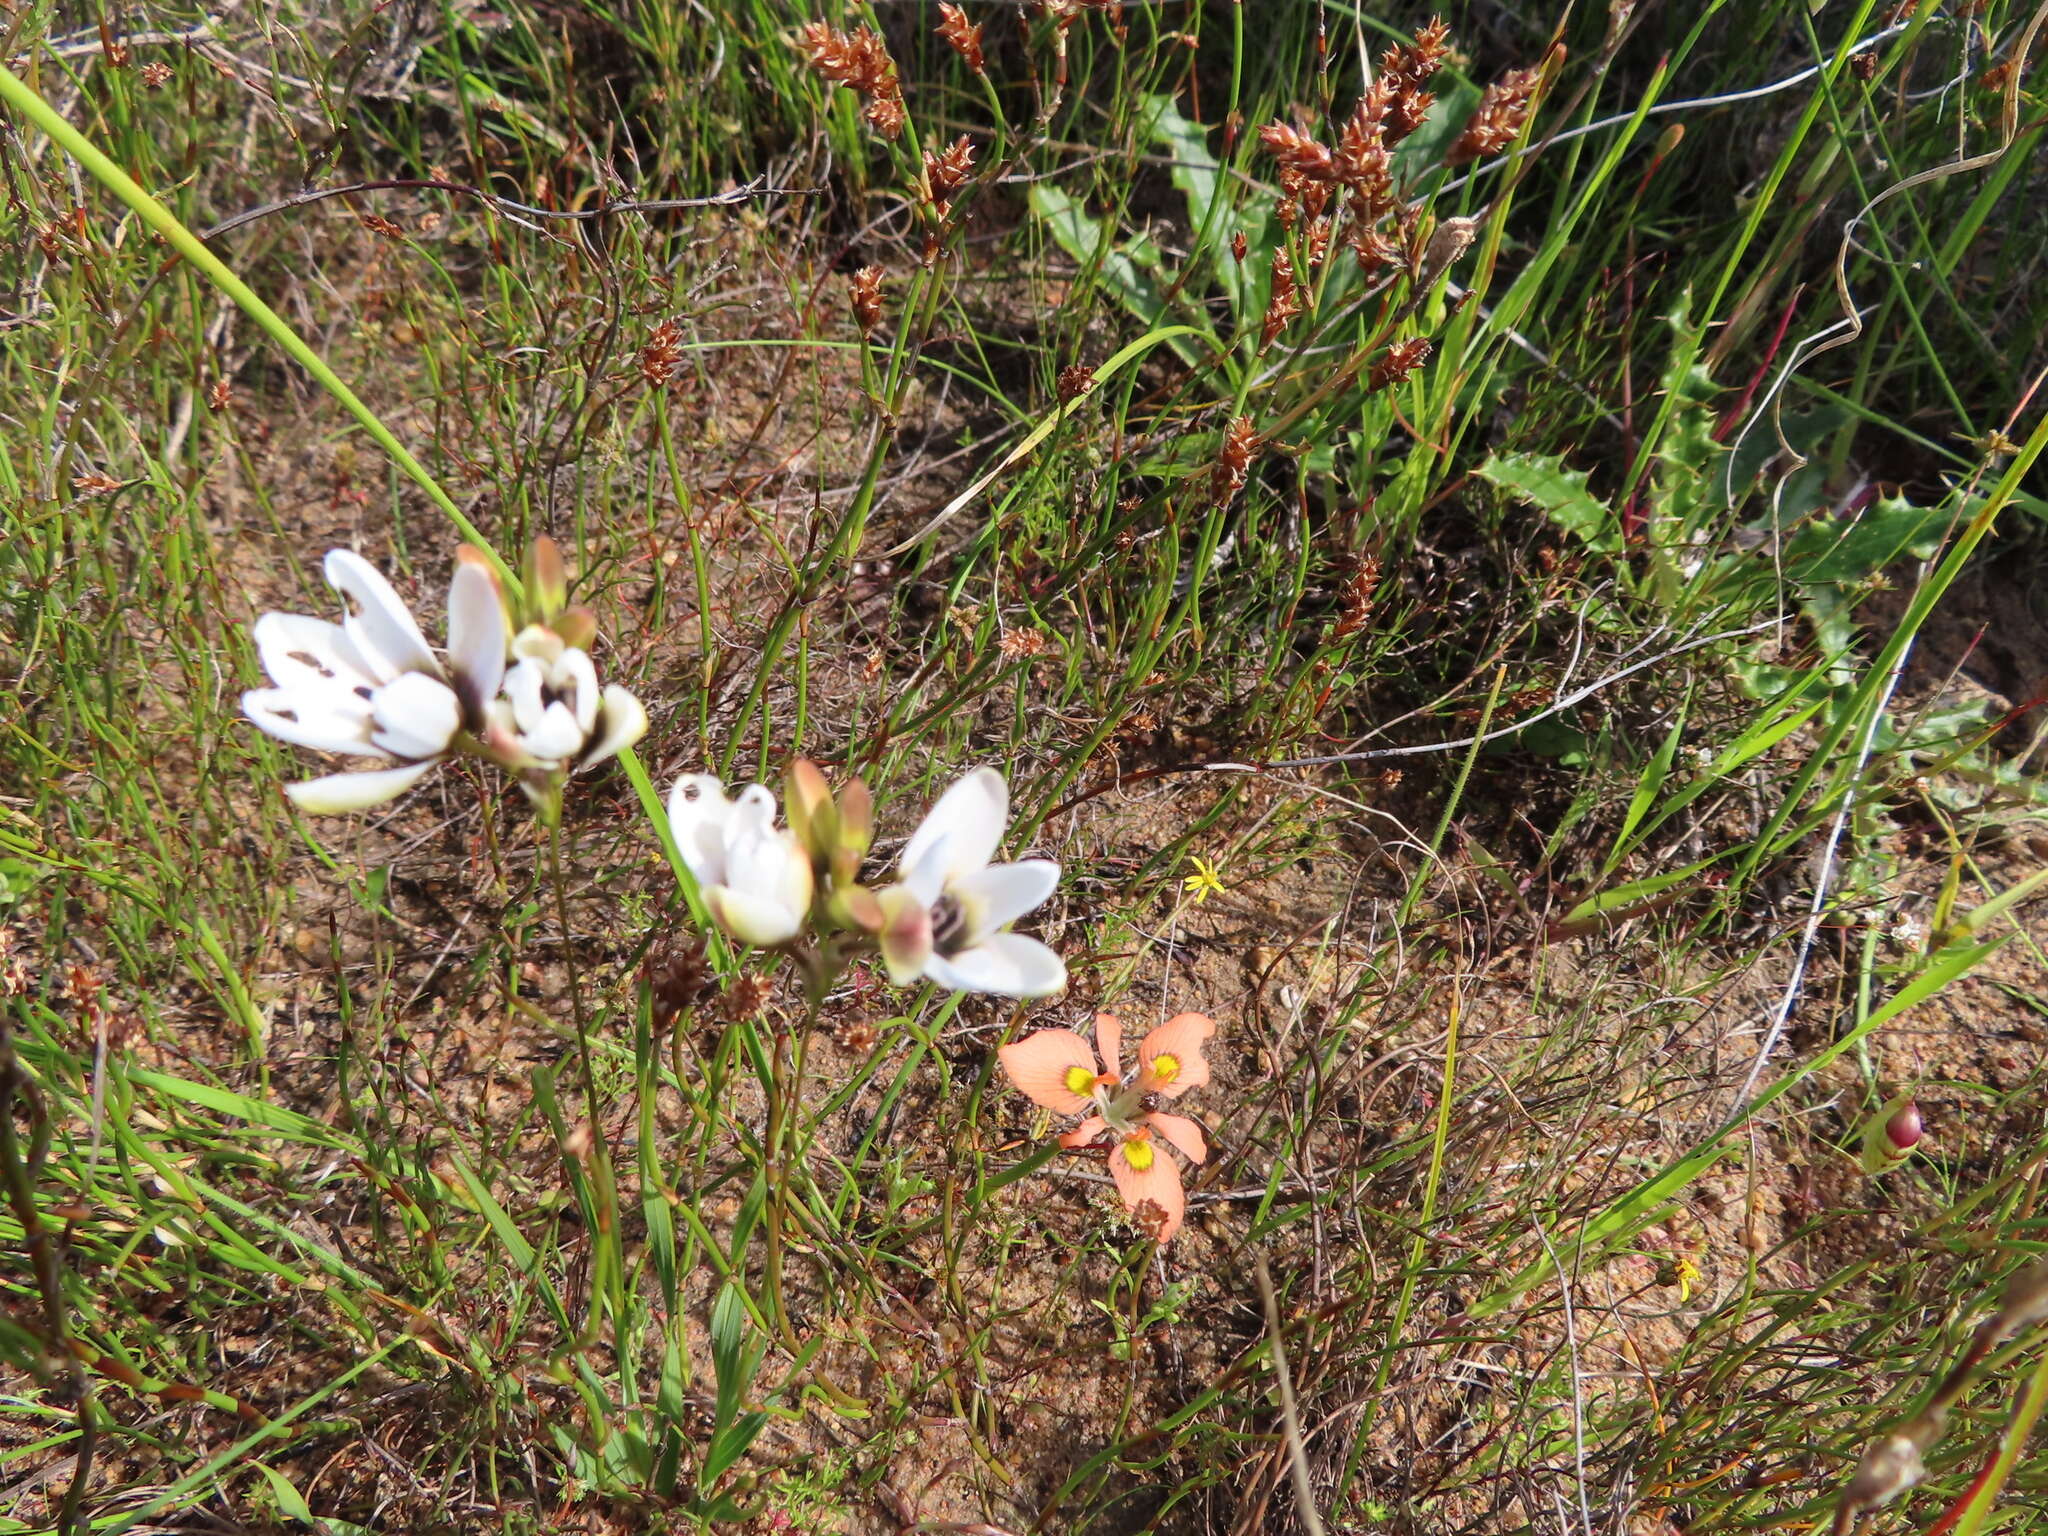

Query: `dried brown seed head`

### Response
(1000, 627, 1051, 659)
(1258, 120, 1338, 182)
(1210, 416, 1258, 505)
(1387, 87, 1433, 143)
(849, 266, 885, 334)
(642, 938, 712, 1027)
(1336, 83, 1395, 199)
(865, 92, 907, 139)
(936, 3, 986, 72)
(1369, 336, 1432, 391)
(140, 60, 172, 88)
(1448, 63, 1543, 164)
(796, 22, 906, 139)
(640, 318, 686, 387)
(1056, 364, 1095, 402)
(834, 1018, 881, 1052)
(722, 971, 775, 1021)
(1333, 553, 1382, 638)
(1382, 17, 1450, 93)
(923, 135, 977, 209)
(1130, 1198, 1173, 1243)
(1261, 248, 1301, 347)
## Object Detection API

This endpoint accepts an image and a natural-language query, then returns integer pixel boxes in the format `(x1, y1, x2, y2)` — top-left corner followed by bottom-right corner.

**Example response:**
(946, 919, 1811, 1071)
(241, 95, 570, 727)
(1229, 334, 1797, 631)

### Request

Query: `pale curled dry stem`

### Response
(1254, 1255, 1327, 1536)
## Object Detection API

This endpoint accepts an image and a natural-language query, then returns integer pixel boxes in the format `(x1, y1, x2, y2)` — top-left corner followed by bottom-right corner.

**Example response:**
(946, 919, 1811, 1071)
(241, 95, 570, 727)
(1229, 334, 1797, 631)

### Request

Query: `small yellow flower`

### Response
(1182, 855, 1226, 905)
(1666, 1255, 1702, 1304)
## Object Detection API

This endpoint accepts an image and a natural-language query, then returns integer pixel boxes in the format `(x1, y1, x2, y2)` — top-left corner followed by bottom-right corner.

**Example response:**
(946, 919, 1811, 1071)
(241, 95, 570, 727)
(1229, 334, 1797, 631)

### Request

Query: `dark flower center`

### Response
(930, 893, 970, 956)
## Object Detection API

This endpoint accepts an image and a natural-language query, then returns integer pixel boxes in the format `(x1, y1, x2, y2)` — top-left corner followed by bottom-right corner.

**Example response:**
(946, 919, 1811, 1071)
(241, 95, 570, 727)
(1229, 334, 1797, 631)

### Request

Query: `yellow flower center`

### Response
(1150, 1053, 1181, 1084)
(1063, 1065, 1096, 1096)
(1123, 1137, 1156, 1171)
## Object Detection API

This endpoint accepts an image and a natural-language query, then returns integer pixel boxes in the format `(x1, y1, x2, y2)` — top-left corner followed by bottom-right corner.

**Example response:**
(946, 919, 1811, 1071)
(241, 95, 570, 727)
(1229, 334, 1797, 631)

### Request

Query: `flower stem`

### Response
(762, 985, 823, 1348)
(546, 819, 621, 1338)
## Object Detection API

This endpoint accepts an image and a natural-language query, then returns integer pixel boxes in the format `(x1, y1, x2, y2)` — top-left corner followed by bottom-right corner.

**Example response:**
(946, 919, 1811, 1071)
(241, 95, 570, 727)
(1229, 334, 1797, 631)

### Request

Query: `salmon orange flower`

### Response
(997, 1011, 1214, 1242)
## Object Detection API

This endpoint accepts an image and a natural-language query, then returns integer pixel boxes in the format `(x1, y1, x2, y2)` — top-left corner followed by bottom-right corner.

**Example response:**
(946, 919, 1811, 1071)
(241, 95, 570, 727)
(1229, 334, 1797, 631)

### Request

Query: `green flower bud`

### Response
(554, 604, 599, 653)
(523, 535, 569, 622)
(785, 759, 837, 864)
(1860, 1094, 1924, 1175)
(836, 776, 874, 860)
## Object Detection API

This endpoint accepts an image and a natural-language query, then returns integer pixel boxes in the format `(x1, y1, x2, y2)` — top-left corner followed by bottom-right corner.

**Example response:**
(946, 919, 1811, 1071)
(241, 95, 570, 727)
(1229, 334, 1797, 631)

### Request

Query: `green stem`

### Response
(763, 980, 826, 1348)
(0, 61, 517, 594)
(547, 820, 621, 1337)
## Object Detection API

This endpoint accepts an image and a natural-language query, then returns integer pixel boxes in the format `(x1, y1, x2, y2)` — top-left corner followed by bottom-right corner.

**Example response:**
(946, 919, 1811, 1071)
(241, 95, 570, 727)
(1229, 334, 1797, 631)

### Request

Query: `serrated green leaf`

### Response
(1478, 452, 1621, 553)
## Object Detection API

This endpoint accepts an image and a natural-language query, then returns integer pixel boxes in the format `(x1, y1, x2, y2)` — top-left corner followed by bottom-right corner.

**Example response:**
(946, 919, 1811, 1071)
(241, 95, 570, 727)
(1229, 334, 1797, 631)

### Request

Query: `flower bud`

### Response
(555, 604, 598, 652)
(1860, 1095, 1925, 1175)
(524, 535, 569, 621)
(785, 759, 837, 862)
(829, 881, 883, 934)
(836, 776, 874, 860)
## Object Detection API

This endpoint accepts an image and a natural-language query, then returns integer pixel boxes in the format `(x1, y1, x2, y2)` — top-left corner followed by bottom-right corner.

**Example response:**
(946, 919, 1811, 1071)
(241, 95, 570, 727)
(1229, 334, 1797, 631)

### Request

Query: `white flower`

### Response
(484, 624, 648, 781)
(241, 548, 506, 812)
(876, 767, 1064, 997)
(667, 775, 815, 947)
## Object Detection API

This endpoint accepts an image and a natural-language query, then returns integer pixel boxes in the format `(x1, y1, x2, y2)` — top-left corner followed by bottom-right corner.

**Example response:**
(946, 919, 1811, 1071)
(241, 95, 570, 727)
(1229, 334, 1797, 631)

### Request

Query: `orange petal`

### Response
(1094, 1012, 1123, 1077)
(1138, 1012, 1215, 1097)
(1147, 1111, 1208, 1166)
(1059, 1114, 1108, 1149)
(1110, 1135, 1186, 1242)
(997, 1029, 1096, 1114)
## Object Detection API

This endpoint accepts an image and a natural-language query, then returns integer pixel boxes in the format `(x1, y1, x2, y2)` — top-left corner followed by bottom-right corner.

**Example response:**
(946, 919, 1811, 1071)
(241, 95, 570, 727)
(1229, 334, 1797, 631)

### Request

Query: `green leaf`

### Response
(708, 1279, 755, 1431)
(1139, 93, 1221, 234)
(249, 1463, 376, 1536)
(1609, 700, 1690, 871)
(1028, 183, 1169, 329)
(1478, 452, 1621, 553)
(702, 1412, 767, 1486)
(1138, 92, 1263, 325)
(1561, 854, 1720, 927)
(1782, 493, 1950, 586)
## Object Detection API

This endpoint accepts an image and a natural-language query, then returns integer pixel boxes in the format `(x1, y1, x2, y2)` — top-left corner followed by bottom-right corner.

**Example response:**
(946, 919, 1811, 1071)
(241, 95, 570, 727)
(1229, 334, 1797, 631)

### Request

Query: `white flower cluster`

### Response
(242, 542, 646, 819)
(243, 542, 1064, 999)
(668, 764, 1064, 999)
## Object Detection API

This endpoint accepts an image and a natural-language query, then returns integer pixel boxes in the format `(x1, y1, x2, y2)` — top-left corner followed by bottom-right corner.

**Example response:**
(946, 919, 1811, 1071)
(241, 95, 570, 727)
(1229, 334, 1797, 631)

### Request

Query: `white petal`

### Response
(558, 648, 600, 735)
(731, 784, 779, 832)
(284, 757, 440, 813)
(242, 688, 380, 756)
(706, 885, 803, 947)
(899, 767, 1008, 886)
(926, 932, 1066, 998)
(901, 834, 953, 908)
(952, 859, 1060, 938)
(667, 774, 734, 885)
(505, 658, 547, 733)
(512, 624, 563, 665)
(324, 549, 439, 682)
(730, 825, 814, 918)
(368, 672, 464, 760)
(522, 700, 586, 762)
(577, 685, 646, 770)
(252, 612, 378, 693)
(445, 559, 507, 718)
